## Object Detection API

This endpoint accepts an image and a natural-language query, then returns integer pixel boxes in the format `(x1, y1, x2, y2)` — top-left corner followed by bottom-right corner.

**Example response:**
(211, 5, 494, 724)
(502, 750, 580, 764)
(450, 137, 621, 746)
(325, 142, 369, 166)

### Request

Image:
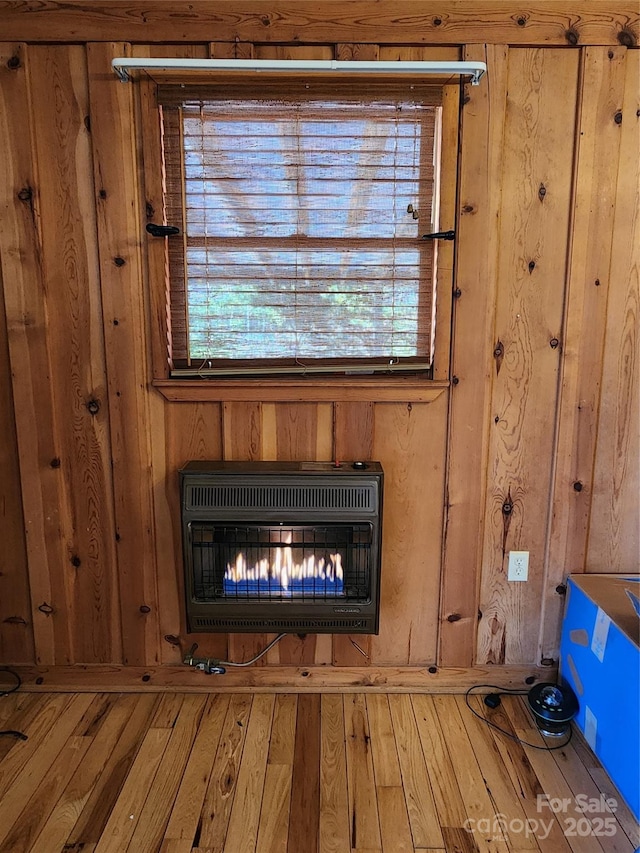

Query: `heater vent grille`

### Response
(192, 616, 371, 630)
(187, 483, 375, 513)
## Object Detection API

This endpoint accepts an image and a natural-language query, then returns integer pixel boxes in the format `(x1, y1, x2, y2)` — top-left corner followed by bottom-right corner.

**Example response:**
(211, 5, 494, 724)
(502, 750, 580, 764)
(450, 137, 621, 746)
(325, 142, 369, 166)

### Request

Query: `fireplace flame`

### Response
(225, 533, 343, 591)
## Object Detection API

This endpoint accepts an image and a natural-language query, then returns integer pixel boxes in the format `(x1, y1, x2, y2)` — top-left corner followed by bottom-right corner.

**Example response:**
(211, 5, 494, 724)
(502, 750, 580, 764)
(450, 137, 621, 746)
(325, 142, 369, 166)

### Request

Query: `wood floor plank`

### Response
(0, 693, 42, 763)
(320, 694, 350, 853)
(65, 693, 160, 847)
(257, 764, 295, 853)
(344, 693, 382, 851)
(225, 693, 275, 853)
(1, 692, 632, 853)
(431, 695, 510, 853)
(454, 695, 539, 851)
(550, 739, 633, 853)
(388, 695, 443, 850)
(197, 693, 254, 849)
(366, 693, 402, 788)
(0, 734, 91, 852)
(287, 693, 322, 853)
(570, 732, 640, 849)
(160, 841, 192, 853)
(0, 693, 73, 797)
(0, 693, 94, 845)
(255, 694, 298, 853)
(502, 697, 607, 853)
(150, 692, 185, 727)
(127, 694, 207, 853)
(30, 694, 149, 853)
(93, 727, 172, 853)
(377, 786, 414, 853)
(267, 693, 298, 765)
(163, 694, 231, 843)
(475, 696, 573, 853)
(410, 695, 467, 829)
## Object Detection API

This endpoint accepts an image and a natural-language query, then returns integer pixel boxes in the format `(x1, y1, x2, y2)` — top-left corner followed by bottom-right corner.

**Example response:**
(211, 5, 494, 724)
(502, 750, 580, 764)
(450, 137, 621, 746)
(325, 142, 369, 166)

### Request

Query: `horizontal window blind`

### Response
(159, 80, 442, 374)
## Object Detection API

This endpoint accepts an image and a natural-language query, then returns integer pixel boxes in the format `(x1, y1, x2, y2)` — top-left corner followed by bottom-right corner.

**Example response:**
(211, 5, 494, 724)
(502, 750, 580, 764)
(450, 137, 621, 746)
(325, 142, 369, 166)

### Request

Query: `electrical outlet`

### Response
(508, 550, 529, 581)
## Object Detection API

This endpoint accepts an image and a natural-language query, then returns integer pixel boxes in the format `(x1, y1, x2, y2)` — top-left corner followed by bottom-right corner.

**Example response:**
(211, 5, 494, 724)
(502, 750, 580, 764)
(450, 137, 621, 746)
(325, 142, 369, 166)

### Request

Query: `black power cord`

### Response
(0, 668, 28, 740)
(465, 683, 572, 751)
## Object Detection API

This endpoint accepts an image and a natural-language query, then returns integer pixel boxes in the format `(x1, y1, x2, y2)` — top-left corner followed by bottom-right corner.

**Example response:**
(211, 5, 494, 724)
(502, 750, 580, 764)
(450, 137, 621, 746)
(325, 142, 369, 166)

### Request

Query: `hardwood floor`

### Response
(0, 691, 636, 853)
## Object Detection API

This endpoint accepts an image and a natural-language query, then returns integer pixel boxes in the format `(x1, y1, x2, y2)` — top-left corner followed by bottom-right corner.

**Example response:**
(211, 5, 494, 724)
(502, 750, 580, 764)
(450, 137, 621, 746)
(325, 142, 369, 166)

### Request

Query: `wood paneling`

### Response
(541, 46, 629, 658)
(0, 24, 637, 683)
(0, 2, 636, 45)
(372, 397, 448, 666)
(0, 262, 33, 664)
(28, 44, 121, 665)
(438, 44, 509, 667)
(0, 42, 75, 665)
(586, 47, 640, 573)
(476, 48, 579, 666)
(87, 42, 160, 666)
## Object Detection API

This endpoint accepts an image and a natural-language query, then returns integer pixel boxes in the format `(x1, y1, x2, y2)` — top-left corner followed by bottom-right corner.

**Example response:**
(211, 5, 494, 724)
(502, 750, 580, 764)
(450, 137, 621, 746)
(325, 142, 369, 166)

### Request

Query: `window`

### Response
(158, 79, 443, 377)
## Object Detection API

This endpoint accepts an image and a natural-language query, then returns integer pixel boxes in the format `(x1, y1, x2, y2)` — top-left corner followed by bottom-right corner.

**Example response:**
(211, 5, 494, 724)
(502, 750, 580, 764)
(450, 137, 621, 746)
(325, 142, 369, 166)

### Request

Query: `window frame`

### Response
(138, 71, 459, 402)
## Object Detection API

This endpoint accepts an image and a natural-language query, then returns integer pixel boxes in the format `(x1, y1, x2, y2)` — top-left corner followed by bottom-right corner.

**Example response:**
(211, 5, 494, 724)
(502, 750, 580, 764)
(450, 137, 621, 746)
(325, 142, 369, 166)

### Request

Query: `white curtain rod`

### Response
(111, 57, 486, 85)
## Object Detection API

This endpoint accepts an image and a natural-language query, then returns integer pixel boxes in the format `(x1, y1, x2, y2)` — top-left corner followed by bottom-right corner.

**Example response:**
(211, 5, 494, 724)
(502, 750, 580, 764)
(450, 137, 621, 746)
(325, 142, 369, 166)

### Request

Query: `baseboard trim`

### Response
(9, 664, 557, 693)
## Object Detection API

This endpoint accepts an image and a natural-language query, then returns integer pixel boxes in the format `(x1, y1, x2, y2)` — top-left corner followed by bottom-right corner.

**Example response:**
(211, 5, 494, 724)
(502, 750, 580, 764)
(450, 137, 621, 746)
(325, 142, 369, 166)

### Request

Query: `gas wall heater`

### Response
(180, 461, 383, 634)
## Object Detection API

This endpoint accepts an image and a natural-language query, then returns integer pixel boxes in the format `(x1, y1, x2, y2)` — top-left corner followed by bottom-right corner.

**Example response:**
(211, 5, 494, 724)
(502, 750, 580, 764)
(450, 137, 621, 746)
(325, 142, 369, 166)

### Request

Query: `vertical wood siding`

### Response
(0, 31, 636, 673)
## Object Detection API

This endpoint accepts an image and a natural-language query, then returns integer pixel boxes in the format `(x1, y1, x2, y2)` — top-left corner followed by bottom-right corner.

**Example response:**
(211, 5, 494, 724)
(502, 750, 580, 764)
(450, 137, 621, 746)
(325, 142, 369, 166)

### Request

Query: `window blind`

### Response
(159, 80, 442, 375)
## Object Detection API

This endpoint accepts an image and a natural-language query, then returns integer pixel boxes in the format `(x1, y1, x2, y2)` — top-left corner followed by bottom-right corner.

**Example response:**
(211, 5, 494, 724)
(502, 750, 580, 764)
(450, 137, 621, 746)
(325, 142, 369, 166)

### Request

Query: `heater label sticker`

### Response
(584, 706, 597, 750)
(590, 608, 611, 662)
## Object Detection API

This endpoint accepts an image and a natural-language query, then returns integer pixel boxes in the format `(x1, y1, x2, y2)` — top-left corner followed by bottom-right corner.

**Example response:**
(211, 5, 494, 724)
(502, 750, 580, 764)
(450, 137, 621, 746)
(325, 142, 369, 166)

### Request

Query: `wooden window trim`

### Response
(138, 70, 460, 403)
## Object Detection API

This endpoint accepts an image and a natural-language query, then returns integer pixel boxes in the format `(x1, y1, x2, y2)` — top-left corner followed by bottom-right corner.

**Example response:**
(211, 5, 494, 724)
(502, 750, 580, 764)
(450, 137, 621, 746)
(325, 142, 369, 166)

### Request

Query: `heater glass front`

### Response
(190, 522, 372, 603)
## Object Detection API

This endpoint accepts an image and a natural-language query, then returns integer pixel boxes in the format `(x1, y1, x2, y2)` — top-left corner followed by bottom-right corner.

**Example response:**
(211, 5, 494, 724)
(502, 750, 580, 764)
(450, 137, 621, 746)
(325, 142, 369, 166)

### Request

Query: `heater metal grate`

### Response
(187, 483, 375, 513)
(192, 617, 371, 630)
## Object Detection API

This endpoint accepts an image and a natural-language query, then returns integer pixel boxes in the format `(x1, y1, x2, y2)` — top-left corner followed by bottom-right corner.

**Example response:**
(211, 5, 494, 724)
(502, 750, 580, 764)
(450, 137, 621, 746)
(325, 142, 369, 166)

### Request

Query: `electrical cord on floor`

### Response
(465, 683, 572, 751)
(0, 668, 27, 740)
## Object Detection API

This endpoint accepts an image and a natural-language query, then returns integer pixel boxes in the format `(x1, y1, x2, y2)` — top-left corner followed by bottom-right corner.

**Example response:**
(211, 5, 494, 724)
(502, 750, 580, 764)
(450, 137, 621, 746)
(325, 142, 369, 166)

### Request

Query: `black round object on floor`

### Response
(527, 682, 579, 737)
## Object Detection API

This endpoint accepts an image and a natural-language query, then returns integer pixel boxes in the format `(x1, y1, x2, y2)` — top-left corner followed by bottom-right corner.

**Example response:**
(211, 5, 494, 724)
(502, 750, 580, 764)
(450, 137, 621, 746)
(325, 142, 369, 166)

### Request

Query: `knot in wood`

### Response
(614, 110, 623, 125)
(541, 657, 555, 667)
(565, 28, 579, 45)
(428, 666, 438, 673)
(617, 28, 636, 47)
(502, 501, 513, 515)
(17, 186, 33, 202)
(516, 16, 527, 26)
(70, 555, 81, 568)
(573, 481, 583, 492)
(164, 634, 182, 645)
(447, 612, 462, 623)
(556, 584, 567, 595)
(433, 17, 442, 26)
(538, 184, 547, 201)
(453, 288, 462, 298)
(50, 457, 61, 468)
(86, 399, 100, 415)
(6, 55, 21, 70)
(38, 602, 54, 615)
(549, 338, 560, 349)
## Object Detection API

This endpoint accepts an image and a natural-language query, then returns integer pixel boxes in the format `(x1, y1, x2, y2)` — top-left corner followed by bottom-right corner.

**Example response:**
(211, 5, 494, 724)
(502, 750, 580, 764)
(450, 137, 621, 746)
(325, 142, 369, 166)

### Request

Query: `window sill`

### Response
(152, 377, 449, 403)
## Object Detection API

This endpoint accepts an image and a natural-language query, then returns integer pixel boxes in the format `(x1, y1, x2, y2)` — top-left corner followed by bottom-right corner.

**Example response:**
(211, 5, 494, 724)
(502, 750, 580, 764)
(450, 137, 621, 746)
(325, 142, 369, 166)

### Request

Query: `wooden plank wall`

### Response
(0, 4, 637, 683)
